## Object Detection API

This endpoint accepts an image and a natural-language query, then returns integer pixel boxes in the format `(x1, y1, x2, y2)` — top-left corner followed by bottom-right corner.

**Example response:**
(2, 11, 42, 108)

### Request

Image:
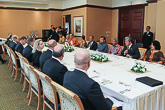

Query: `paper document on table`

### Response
(106, 96, 123, 107)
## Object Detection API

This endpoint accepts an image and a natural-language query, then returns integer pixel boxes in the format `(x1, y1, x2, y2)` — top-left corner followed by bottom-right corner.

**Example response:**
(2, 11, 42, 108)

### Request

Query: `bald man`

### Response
(39, 40, 57, 70)
(63, 49, 114, 110)
(42, 45, 68, 85)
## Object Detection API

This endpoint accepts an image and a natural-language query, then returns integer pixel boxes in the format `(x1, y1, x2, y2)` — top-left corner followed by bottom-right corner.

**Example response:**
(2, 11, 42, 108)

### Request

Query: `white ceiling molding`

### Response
(0, 0, 148, 9)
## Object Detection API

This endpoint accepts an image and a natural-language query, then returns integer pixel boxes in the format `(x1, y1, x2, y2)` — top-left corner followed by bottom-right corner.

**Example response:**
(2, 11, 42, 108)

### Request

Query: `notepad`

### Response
(136, 76, 163, 87)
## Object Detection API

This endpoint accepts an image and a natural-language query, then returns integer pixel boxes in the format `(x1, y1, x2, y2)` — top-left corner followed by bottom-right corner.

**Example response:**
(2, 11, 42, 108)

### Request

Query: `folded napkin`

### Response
(136, 76, 163, 87)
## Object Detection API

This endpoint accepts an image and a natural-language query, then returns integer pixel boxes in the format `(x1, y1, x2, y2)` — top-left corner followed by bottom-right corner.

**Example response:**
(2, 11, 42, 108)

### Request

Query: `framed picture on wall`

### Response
(73, 16, 83, 36)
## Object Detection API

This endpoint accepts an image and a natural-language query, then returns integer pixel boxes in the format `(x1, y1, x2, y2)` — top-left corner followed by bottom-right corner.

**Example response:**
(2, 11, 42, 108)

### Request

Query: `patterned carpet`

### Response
(0, 61, 42, 110)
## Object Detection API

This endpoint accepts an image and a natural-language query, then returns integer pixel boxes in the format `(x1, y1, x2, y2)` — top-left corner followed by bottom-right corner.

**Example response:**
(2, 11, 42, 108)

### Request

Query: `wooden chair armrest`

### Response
(112, 107, 117, 110)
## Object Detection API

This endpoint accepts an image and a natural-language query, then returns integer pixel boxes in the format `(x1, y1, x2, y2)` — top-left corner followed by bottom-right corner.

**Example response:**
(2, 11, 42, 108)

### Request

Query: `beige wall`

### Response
(156, 0, 165, 52)
(111, 9, 119, 42)
(144, 3, 157, 39)
(86, 7, 112, 43)
(62, 7, 87, 37)
(0, 9, 62, 38)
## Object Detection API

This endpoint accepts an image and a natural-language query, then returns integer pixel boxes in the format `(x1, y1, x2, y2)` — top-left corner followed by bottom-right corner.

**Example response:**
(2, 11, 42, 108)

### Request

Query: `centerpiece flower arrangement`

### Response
(91, 53, 108, 62)
(64, 46, 74, 52)
(131, 63, 147, 73)
(44, 42, 48, 47)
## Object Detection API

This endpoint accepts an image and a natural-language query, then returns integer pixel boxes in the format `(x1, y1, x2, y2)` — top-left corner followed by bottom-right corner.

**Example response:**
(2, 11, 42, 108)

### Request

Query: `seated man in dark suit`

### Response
(121, 36, 140, 59)
(87, 35, 98, 51)
(9, 35, 19, 51)
(15, 36, 27, 54)
(42, 45, 68, 85)
(22, 38, 35, 63)
(142, 26, 153, 50)
(63, 49, 114, 110)
(39, 39, 57, 70)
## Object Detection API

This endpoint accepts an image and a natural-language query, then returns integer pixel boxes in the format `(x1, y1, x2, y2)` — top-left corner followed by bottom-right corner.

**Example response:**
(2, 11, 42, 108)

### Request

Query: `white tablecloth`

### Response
(60, 47, 165, 110)
(25, 44, 165, 110)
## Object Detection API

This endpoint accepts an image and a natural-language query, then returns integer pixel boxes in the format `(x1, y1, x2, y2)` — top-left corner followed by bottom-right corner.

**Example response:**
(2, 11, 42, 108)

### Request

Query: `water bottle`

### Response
(65, 40, 69, 47)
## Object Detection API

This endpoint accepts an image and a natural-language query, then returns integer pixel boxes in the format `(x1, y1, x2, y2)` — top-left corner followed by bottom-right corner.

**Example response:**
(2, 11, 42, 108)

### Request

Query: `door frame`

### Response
(118, 4, 146, 45)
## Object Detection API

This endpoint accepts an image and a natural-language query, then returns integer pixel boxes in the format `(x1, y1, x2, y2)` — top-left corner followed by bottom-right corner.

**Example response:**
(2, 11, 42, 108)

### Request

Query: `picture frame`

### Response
(73, 16, 83, 36)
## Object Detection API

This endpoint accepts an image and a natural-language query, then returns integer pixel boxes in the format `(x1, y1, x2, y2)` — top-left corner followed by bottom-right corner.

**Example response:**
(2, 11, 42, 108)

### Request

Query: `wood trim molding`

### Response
(0, 3, 149, 12)
(146, 0, 157, 3)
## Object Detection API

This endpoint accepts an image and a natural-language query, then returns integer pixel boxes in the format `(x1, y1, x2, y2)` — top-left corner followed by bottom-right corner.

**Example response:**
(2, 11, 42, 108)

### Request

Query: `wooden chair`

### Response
(22, 57, 31, 98)
(5, 45, 12, 71)
(23, 62, 42, 110)
(121, 46, 124, 50)
(86, 41, 89, 45)
(138, 48, 147, 59)
(51, 81, 84, 110)
(108, 44, 112, 52)
(1, 44, 7, 60)
(163, 52, 165, 57)
(33, 68, 58, 110)
(15, 51, 24, 83)
(10, 49, 21, 81)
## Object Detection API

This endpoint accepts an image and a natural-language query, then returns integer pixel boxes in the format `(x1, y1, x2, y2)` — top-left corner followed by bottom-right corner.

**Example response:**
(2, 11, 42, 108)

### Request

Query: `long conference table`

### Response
(52, 46, 165, 110)
(22, 43, 165, 110)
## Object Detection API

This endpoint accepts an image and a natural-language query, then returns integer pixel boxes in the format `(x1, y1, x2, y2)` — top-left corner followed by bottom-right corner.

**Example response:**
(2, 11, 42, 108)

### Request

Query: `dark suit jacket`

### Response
(15, 42, 24, 54)
(42, 58, 68, 85)
(32, 50, 42, 68)
(121, 44, 140, 59)
(49, 29, 53, 37)
(142, 31, 153, 50)
(9, 41, 17, 51)
(52, 31, 59, 42)
(39, 49, 52, 70)
(63, 69, 113, 110)
(22, 45, 33, 63)
(6, 39, 12, 46)
(88, 41, 98, 51)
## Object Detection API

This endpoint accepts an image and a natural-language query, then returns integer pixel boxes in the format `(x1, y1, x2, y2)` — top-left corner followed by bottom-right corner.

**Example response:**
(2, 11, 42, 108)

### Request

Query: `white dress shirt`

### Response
(75, 68, 87, 74)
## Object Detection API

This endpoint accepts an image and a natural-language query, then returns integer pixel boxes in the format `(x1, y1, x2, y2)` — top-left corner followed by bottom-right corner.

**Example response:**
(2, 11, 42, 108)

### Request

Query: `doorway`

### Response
(63, 15, 71, 34)
(118, 5, 145, 45)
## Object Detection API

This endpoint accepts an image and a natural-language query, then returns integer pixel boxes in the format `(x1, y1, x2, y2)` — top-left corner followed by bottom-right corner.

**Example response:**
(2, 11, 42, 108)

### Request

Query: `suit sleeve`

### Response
(104, 44, 108, 53)
(59, 66, 68, 86)
(17, 46, 23, 54)
(142, 33, 145, 44)
(149, 32, 153, 44)
(121, 47, 126, 56)
(93, 42, 98, 51)
(132, 46, 140, 59)
(88, 82, 113, 110)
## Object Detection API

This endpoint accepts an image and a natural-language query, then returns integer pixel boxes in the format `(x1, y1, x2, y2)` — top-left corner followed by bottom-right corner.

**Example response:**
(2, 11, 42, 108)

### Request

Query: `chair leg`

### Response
(27, 83, 31, 99)
(43, 102, 46, 110)
(11, 68, 15, 78)
(9, 62, 12, 72)
(19, 71, 23, 83)
(28, 88, 33, 106)
(7, 59, 10, 67)
(14, 69, 18, 81)
(22, 78, 27, 92)
(37, 95, 41, 110)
